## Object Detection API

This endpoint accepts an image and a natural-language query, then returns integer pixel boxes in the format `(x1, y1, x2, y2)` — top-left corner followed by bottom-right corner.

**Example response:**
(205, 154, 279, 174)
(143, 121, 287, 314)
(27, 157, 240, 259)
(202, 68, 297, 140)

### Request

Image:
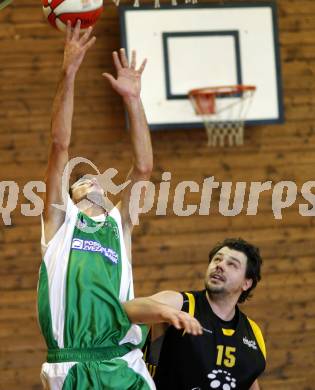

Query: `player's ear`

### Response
(242, 278, 253, 292)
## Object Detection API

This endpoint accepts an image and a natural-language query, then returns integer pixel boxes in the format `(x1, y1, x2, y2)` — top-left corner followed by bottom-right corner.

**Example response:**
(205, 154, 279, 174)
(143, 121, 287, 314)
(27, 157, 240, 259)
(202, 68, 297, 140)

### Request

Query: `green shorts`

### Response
(40, 348, 155, 390)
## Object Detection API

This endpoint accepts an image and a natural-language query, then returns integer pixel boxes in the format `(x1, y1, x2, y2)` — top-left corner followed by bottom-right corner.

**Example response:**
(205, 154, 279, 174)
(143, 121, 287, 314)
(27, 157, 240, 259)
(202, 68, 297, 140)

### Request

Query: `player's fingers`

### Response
(119, 48, 129, 67)
(112, 51, 122, 71)
(84, 36, 96, 51)
(168, 313, 181, 330)
(178, 313, 193, 334)
(66, 20, 71, 42)
(179, 313, 202, 335)
(73, 19, 81, 40)
(102, 72, 116, 86)
(191, 317, 203, 335)
(137, 58, 147, 74)
(130, 50, 136, 69)
(189, 318, 200, 335)
(185, 320, 194, 335)
(80, 26, 93, 45)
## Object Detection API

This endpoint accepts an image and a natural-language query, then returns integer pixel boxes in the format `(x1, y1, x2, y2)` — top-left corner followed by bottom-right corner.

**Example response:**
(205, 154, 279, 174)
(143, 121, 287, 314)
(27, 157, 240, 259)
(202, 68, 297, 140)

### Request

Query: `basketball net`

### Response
(189, 85, 256, 147)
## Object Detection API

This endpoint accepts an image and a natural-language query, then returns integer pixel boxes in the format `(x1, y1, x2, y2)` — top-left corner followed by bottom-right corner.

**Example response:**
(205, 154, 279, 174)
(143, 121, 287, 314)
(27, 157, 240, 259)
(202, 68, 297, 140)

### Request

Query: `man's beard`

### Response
(205, 281, 226, 298)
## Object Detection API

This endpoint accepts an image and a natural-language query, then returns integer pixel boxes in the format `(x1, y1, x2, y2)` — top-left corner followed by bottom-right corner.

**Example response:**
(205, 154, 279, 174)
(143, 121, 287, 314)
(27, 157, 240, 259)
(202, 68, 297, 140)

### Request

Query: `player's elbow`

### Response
(51, 138, 70, 152)
(122, 301, 133, 320)
(134, 162, 153, 178)
(122, 300, 142, 323)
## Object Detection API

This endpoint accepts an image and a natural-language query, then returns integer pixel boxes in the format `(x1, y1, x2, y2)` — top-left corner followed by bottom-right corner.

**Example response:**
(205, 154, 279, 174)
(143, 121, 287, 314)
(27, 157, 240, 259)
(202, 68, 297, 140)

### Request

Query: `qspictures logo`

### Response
(1, 156, 315, 229)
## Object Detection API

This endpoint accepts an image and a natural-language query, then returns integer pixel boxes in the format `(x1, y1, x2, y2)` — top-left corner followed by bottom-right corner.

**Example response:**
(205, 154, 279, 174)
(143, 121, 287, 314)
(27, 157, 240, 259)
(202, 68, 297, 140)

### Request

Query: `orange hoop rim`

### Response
(189, 85, 256, 98)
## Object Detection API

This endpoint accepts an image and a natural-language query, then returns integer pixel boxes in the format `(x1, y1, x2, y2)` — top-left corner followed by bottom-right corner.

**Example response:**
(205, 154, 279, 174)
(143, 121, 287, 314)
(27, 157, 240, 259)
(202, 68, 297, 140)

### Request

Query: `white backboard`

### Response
(120, 2, 284, 129)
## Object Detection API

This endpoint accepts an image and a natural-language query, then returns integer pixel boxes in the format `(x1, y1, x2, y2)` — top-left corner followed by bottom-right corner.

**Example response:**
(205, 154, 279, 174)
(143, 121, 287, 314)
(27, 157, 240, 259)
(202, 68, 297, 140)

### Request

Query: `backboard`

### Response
(120, 2, 284, 130)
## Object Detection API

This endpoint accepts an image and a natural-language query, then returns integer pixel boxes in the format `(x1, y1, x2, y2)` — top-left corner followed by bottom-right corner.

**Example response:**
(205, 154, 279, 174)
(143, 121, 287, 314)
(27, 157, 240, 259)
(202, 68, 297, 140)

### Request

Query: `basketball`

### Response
(42, 0, 103, 32)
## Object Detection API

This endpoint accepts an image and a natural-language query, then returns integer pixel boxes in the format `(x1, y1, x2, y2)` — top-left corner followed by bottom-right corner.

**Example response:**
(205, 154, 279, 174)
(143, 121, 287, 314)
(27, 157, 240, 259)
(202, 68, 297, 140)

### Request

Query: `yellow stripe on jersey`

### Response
(222, 328, 235, 336)
(151, 364, 156, 378)
(185, 292, 196, 317)
(247, 317, 266, 360)
(143, 345, 148, 361)
(146, 363, 157, 378)
(182, 292, 196, 336)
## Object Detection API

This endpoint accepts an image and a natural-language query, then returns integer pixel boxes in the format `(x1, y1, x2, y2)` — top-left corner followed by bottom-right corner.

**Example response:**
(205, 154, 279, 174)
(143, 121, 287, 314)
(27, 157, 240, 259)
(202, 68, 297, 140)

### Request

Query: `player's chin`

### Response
(206, 281, 225, 294)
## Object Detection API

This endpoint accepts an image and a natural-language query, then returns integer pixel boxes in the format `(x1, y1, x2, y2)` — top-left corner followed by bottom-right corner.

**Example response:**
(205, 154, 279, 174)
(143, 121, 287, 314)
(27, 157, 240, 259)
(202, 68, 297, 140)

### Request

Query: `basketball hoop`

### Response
(189, 85, 256, 147)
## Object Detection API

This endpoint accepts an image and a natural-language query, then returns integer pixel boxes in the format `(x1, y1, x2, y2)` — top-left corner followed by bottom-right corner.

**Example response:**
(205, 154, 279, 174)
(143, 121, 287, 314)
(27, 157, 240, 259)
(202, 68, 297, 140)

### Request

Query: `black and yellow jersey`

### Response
(153, 290, 266, 390)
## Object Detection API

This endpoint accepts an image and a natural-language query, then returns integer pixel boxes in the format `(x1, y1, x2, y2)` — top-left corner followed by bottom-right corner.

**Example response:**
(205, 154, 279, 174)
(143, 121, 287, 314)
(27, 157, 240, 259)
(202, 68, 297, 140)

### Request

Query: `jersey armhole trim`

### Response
(248, 317, 267, 360)
(41, 194, 78, 250)
(184, 292, 196, 317)
(182, 292, 196, 336)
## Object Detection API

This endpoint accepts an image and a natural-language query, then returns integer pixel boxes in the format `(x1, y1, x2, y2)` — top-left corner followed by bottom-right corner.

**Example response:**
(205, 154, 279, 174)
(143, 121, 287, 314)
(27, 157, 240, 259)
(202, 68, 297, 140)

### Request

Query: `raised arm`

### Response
(43, 21, 95, 243)
(102, 49, 153, 239)
(123, 291, 202, 335)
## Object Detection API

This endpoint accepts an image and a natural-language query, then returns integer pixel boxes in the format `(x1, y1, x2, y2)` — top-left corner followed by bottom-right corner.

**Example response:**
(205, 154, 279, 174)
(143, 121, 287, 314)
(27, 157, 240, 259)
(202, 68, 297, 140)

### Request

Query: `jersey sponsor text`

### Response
(71, 238, 119, 264)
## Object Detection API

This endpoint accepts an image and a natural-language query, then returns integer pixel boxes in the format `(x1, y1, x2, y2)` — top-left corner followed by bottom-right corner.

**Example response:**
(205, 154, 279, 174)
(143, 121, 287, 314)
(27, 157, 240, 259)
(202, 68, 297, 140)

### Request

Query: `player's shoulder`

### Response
(181, 290, 204, 298)
(180, 290, 204, 303)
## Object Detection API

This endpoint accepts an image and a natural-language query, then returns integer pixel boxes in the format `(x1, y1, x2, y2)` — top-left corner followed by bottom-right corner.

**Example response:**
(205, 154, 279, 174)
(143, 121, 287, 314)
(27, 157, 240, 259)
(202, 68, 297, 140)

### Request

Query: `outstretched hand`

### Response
(102, 48, 147, 100)
(161, 306, 203, 336)
(62, 20, 96, 75)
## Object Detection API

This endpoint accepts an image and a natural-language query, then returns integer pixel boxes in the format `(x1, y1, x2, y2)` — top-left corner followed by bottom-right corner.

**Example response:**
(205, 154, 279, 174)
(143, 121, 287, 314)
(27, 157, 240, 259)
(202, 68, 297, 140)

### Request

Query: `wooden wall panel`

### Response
(1, 0, 315, 389)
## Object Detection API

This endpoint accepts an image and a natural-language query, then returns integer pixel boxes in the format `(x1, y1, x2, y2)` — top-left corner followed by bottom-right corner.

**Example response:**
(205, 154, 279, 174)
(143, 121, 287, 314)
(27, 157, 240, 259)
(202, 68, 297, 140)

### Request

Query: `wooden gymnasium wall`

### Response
(0, 0, 315, 389)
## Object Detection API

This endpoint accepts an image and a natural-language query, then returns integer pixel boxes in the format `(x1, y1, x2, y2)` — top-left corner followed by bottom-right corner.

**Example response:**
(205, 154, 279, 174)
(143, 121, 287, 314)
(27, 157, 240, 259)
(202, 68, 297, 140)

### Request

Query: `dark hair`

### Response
(208, 238, 262, 303)
(69, 187, 73, 199)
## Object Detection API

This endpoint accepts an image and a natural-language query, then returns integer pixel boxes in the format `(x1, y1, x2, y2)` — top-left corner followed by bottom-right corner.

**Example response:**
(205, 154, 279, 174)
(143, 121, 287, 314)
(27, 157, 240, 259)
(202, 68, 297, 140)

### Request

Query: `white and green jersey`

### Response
(37, 196, 155, 390)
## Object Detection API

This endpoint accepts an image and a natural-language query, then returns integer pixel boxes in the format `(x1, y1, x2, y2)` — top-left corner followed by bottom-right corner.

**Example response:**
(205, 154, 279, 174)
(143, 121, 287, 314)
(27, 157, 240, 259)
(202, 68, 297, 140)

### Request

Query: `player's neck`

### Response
(205, 290, 237, 321)
(84, 205, 106, 217)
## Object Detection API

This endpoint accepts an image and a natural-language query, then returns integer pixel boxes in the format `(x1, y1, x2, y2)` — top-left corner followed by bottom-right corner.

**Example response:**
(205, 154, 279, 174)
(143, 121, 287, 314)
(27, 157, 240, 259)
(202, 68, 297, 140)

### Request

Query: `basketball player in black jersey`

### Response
(143, 238, 266, 390)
